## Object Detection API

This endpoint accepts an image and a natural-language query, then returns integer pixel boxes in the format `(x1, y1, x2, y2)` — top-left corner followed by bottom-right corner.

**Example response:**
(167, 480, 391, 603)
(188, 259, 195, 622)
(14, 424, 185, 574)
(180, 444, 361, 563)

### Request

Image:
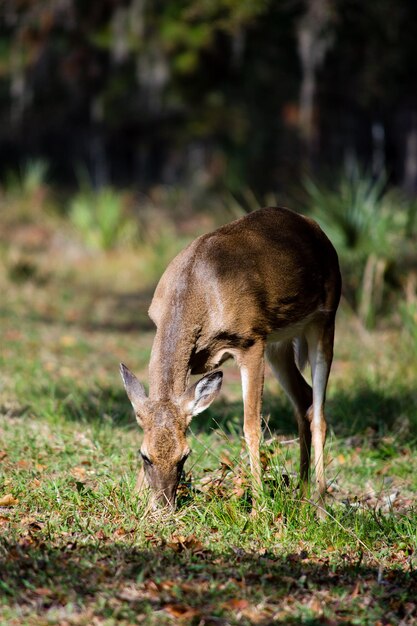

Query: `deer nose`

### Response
(152, 485, 177, 511)
(154, 484, 177, 509)
(163, 488, 176, 507)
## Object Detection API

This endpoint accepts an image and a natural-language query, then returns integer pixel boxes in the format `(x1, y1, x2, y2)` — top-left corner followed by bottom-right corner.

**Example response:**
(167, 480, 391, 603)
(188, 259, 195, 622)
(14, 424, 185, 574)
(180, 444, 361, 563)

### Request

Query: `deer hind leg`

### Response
(266, 340, 313, 492)
(238, 342, 265, 491)
(305, 317, 335, 512)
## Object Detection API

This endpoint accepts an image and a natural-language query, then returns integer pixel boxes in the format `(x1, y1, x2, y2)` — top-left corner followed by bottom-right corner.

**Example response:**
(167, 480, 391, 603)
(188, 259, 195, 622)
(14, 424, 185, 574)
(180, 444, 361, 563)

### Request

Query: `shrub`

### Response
(305, 166, 410, 328)
(1, 160, 50, 219)
(69, 183, 138, 251)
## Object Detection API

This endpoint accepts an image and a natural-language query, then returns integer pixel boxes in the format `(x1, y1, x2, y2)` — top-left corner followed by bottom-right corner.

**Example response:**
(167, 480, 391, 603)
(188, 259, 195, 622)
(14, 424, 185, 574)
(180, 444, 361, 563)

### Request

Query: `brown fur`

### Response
(121, 207, 341, 511)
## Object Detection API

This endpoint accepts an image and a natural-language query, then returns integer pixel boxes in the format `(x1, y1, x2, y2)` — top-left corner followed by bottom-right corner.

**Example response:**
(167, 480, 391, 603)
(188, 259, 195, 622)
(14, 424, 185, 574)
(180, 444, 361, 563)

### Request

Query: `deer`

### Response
(120, 206, 341, 513)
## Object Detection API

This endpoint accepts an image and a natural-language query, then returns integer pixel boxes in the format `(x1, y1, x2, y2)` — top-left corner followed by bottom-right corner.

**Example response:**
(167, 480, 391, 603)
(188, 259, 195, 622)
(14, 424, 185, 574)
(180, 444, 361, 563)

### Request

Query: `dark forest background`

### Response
(1, 0, 417, 196)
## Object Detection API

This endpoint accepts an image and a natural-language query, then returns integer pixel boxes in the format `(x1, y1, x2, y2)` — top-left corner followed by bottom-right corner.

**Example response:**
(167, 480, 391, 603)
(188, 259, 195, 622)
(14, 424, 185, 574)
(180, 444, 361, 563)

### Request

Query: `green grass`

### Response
(1, 238, 417, 625)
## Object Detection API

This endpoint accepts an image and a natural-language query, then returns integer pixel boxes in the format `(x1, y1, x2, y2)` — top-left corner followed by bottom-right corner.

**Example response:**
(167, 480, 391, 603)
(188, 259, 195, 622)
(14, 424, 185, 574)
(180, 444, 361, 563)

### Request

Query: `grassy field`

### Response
(1, 216, 417, 625)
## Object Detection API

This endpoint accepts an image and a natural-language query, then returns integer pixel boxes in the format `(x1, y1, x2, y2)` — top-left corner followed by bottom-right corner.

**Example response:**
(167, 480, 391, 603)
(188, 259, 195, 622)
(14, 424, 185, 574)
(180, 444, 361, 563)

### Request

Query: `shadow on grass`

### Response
(24, 287, 156, 334)
(0, 539, 415, 625)
(49, 379, 417, 443)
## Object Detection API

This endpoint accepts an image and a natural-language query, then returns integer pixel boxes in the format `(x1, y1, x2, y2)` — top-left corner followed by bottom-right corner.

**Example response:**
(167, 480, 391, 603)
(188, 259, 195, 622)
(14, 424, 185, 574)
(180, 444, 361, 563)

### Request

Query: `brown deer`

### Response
(120, 207, 341, 511)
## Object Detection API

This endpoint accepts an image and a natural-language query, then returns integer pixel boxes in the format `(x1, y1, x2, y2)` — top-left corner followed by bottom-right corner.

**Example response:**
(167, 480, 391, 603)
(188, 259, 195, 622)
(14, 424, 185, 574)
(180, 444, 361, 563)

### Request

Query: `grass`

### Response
(1, 216, 417, 625)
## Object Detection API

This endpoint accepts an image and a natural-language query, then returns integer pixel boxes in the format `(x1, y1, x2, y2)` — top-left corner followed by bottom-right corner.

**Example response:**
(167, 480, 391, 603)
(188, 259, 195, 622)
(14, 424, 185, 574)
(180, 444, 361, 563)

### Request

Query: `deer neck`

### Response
(148, 310, 201, 401)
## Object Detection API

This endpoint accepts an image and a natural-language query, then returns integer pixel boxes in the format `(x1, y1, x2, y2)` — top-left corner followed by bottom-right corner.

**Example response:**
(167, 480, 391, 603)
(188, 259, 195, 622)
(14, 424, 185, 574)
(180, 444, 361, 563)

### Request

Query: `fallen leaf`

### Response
(18, 536, 36, 548)
(16, 459, 31, 469)
(167, 534, 205, 554)
(158, 580, 175, 591)
(118, 586, 146, 602)
(241, 605, 269, 623)
(28, 521, 44, 532)
(71, 466, 86, 481)
(223, 598, 250, 611)
(33, 587, 52, 596)
(95, 529, 107, 540)
(308, 597, 323, 614)
(60, 335, 76, 347)
(0, 451, 7, 460)
(164, 604, 200, 619)
(0, 494, 19, 507)
(5, 330, 22, 341)
(0, 515, 10, 525)
(219, 452, 233, 468)
(350, 581, 361, 598)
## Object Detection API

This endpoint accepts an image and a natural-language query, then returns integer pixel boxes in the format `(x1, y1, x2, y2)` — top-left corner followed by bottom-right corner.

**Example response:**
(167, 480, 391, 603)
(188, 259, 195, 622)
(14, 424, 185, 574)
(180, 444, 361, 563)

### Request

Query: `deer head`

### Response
(120, 363, 223, 508)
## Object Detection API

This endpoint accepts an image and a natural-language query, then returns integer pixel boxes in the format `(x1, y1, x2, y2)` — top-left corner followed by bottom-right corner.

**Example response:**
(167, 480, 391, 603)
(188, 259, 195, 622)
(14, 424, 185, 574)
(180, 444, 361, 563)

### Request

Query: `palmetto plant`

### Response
(2, 160, 50, 219)
(305, 167, 408, 328)
(69, 181, 138, 252)
(6, 160, 49, 198)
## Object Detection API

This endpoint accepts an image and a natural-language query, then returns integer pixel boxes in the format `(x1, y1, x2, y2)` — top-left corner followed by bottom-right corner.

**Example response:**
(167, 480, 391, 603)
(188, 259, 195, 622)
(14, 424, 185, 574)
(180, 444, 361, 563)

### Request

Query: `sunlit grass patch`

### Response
(1, 212, 417, 624)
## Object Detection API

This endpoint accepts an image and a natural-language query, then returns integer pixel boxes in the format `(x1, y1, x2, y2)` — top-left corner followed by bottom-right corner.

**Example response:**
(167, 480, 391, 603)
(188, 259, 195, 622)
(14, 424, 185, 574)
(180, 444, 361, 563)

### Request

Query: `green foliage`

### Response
(4, 160, 49, 199)
(69, 183, 138, 252)
(1, 160, 50, 219)
(304, 167, 406, 258)
(400, 299, 417, 353)
(305, 167, 410, 328)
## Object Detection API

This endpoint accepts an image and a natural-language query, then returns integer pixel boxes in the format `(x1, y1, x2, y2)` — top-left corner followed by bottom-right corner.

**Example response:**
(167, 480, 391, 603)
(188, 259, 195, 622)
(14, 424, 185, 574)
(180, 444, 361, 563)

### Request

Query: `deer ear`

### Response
(120, 363, 147, 425)
(180, 371, 223, 422)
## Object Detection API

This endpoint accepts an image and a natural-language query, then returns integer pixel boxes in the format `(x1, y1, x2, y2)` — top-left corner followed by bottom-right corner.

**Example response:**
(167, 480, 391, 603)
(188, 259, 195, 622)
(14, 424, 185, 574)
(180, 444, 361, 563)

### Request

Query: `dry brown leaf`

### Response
(16, 459, 31, 469)
(223, 598, 250, 611)
(164, 604, 200, 619)
(219, 452, 233, 468)
(158, 580, 175, 591)
(0, 494, 19, 507)
(60, 335, 76, 347)
(308, 597, 323, 614)
(118, 586, 145, 602)
(27, 520, 44, 532)
(167, 534, 204, 554)
(0, 451, 7, 460)
(260, 450, 270, 470)
(241, 605, 269, 623)
(71, 466, 86, 481)
(20, 516, 36, 525)
(95, 529, 107, 540)
(33, 587, 52, 596)
(350, 581, 361, 598)
(0, 515, 10, 525)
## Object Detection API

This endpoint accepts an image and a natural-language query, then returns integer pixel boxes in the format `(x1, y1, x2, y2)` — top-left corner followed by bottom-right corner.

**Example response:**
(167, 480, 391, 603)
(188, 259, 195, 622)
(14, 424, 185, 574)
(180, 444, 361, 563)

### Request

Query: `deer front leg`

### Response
(239, 342, 265, 494)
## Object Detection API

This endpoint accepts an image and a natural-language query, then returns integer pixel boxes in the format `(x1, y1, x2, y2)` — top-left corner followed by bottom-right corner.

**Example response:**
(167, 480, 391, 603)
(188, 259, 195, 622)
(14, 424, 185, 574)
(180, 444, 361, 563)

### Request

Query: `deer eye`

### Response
(140, 451, 152, 466)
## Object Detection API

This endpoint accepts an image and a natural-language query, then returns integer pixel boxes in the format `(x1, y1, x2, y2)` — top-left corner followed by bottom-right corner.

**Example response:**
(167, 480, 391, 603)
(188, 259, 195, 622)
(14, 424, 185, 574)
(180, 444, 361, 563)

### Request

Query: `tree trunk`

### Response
(297, 0, 333, 168)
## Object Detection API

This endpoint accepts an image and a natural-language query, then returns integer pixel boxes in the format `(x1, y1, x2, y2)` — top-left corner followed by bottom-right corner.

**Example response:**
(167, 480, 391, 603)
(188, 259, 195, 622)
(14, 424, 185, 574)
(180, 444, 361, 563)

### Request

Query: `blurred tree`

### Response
(0, 0, 416, 196)
(296, 0, 334, 167)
